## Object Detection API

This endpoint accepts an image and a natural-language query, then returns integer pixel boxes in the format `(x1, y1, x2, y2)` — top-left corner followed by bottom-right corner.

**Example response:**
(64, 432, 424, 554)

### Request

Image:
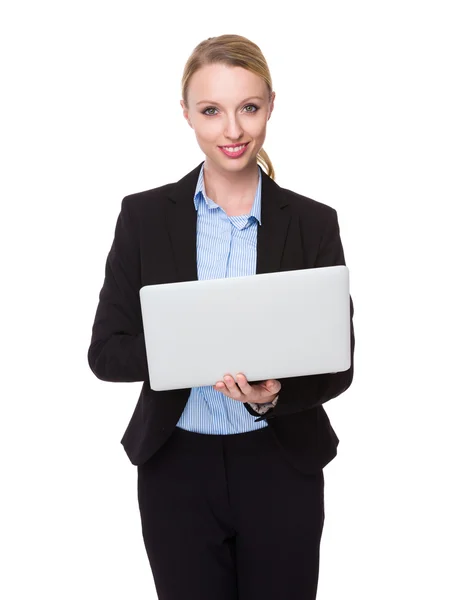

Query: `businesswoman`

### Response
(88, 34, 355, 600)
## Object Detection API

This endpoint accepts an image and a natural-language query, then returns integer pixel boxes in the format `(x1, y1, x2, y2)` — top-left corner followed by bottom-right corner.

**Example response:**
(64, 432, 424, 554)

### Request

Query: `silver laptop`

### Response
(139, 265, 351, 391)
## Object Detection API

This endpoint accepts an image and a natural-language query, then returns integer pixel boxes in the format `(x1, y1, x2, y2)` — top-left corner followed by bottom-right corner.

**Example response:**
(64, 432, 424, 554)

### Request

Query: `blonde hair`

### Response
(181, 34, 275, 180)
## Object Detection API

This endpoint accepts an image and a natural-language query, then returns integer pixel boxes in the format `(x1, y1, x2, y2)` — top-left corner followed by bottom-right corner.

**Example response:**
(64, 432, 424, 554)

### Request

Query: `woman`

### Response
(88, 34, 355, 600)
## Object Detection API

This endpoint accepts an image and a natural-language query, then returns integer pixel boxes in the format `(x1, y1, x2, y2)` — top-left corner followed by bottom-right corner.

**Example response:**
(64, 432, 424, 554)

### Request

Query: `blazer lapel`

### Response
(257, 167, 292, 274)
(166, 162, 202, 283)
(166, 161, 293, 282)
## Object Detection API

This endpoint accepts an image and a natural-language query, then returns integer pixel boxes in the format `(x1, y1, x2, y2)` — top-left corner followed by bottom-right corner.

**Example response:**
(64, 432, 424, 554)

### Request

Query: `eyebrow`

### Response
(196, 96, 265, 106)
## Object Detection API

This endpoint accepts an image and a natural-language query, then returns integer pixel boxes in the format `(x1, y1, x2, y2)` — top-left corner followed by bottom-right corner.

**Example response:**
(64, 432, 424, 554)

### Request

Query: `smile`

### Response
(218, 142, 250, 158)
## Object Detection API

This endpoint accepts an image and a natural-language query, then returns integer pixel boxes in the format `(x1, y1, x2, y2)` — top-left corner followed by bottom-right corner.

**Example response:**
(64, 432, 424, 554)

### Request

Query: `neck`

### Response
(203, 158, 259, 210)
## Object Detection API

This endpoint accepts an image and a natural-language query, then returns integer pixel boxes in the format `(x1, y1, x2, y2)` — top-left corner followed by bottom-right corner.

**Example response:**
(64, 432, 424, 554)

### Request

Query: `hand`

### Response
(214, 373, 281, 404)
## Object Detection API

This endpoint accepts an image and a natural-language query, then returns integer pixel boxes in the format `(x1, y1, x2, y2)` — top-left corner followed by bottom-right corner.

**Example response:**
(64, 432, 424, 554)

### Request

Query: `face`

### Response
(181, 63, 275, 174)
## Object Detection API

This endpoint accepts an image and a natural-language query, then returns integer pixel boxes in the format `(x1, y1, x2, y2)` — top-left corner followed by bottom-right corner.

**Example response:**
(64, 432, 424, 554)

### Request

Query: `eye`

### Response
(201, 104, 260, 116)
(203, 107, 218, 116)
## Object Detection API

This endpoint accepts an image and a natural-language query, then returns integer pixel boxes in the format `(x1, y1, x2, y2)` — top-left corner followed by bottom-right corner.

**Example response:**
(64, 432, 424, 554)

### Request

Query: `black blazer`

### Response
(88, 161, 355, 473)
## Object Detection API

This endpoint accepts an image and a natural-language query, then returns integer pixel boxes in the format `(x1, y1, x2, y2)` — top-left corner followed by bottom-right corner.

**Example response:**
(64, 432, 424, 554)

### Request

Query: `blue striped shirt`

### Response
(176, 162, 270, 434)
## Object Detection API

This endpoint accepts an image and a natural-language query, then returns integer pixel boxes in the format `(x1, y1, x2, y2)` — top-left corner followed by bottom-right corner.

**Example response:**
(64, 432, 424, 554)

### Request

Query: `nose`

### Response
(223, 115, 245, 141)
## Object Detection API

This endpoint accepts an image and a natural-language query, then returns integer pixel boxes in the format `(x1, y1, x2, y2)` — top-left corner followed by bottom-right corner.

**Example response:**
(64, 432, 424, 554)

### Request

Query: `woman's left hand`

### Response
(214, 373, 281, 404)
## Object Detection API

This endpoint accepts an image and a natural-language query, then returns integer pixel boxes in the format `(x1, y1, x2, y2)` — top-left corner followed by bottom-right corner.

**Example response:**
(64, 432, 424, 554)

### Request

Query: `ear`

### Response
(268, 91, 275, 120)
(180, 100, 193, 128)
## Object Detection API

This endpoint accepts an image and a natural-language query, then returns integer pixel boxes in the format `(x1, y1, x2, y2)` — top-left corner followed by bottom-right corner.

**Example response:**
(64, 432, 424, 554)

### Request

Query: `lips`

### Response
(219, 142, 250, 149)
(218, 142, 250, 158)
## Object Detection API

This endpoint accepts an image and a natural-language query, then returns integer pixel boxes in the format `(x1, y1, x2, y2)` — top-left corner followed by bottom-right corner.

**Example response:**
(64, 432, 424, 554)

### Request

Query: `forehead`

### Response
(188, 63, 266, 102)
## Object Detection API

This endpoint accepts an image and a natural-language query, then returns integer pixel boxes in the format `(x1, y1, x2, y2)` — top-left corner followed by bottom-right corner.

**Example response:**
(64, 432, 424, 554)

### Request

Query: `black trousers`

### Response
(137, 425, 325, 600)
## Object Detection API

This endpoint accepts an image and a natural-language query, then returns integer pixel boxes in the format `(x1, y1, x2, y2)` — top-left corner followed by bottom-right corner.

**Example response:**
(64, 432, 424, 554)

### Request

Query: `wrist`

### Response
(247, 393, 279, 416)
(265, 393, 278, 404)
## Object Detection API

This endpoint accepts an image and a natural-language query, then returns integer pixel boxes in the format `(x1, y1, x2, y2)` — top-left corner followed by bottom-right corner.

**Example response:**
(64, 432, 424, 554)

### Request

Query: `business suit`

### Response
(88, 160, 355, 598)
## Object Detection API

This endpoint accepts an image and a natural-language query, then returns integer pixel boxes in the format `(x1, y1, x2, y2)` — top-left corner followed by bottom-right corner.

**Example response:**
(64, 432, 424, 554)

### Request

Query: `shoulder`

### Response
(262, 167, 337, 221)
(276, 182, 339, 230)
(282, 185, 336, 216)
(121, 162, 202, 212)
(121, 181, 177, 215)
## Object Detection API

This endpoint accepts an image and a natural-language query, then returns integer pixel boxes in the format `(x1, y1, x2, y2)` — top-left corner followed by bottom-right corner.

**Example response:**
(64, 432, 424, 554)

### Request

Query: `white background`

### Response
(1, 1, 450, 598)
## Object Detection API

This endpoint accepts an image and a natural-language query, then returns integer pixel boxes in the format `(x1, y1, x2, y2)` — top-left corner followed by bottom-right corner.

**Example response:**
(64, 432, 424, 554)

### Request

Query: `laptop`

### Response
(139, 265, 351, 391)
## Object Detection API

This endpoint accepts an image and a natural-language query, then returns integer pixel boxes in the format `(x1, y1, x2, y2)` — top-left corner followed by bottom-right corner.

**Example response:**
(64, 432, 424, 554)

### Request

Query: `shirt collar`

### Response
(193, 162, 262, 225)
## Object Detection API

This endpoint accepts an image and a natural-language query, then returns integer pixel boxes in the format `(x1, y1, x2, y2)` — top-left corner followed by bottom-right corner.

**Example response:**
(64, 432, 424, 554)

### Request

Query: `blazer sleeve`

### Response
(249, 208, 355, 421)
(87, 196, 149, 382)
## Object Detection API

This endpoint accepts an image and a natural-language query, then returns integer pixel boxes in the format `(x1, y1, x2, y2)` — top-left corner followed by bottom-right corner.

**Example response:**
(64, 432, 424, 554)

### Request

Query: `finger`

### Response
(214, 377, 232, 394)
(235, 373, 253, 395)
(264, 379, 281, 394)
(222, 374, 242, 399)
